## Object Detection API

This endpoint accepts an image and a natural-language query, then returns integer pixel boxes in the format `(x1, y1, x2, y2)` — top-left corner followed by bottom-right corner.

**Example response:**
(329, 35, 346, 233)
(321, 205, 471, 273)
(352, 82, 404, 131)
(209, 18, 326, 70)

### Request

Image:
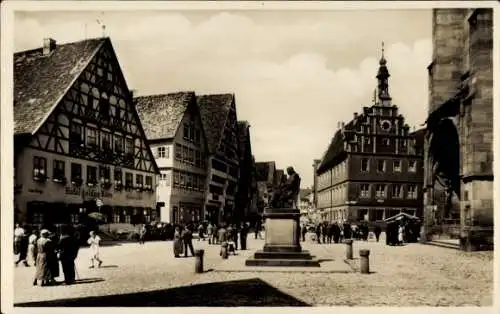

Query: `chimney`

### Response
(43, 38, 56, 55)
(130, 89, 136, 98)
(354, 112, 358, 119)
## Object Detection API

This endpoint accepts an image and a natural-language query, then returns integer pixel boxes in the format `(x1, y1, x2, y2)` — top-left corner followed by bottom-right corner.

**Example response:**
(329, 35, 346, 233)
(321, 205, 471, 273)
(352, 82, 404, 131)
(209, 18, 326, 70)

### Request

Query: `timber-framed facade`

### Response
(135, 92, 209, 225)
(197, 94, 241, 224)
(14, 37, 159, 229)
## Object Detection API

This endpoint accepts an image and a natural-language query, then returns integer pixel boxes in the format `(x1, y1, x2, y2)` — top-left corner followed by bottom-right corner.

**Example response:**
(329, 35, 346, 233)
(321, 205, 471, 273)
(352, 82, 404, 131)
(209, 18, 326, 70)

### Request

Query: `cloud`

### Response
(14, 11, 432, 188)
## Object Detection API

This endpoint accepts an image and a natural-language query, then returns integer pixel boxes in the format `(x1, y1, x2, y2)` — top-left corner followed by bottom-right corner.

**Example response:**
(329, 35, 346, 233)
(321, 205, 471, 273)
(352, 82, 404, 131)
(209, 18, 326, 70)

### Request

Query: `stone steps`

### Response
(253, 250, 315, 260)
(423, 240, 461, 250)
(245, 258, 321, 267)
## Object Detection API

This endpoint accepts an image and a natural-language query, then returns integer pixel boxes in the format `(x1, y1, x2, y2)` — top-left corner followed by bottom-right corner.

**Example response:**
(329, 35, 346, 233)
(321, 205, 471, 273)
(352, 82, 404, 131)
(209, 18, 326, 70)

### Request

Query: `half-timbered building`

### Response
(235, 121, 258, 223)
(135, 92, 208, 225)
(197, 94, 240, 224)
(14, 37, 159, 228)
(316, 49, 424, 224)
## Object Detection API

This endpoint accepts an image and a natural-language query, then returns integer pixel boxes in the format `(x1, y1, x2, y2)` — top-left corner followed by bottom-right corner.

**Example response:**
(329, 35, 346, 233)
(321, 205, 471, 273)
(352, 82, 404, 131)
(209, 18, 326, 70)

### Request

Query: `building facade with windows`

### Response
(135, 92, 208, 225)
(197, 94, 240, 224)
(235, 121, 258, 223)
(14, 37, 159, 228)
(316, 49, 424, 224)
(255, 161, 277, 209)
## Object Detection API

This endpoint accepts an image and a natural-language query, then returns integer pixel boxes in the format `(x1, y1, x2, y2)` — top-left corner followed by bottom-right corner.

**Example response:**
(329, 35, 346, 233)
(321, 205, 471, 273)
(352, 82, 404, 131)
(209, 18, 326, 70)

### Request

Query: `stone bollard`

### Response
(194, 249, 204, 273)
(359, 249, 370, 274)
(345, 239, 353, 259)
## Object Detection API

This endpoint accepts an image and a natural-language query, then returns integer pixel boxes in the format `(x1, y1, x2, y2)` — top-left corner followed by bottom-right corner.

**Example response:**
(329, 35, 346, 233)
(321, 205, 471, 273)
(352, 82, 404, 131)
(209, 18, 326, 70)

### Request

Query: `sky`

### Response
(14, 9, 432, 188)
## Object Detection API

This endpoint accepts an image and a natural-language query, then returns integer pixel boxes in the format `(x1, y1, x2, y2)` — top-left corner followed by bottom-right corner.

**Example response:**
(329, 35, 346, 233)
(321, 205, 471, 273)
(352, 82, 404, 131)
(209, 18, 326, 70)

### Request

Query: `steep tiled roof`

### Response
(14, 38, 106, 134)
(317, 129, 346, 174)
(237, 121, 250, 157)
(299, 188, 312, 199)
(255, 161, 276, 182)
(197, 94, 234, 154)
(134, 92, 195, 140)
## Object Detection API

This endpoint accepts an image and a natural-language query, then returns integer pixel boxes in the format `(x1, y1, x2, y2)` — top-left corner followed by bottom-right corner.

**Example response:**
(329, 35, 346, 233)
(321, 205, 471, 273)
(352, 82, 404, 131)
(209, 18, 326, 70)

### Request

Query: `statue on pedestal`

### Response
(270, 167, 301, 209)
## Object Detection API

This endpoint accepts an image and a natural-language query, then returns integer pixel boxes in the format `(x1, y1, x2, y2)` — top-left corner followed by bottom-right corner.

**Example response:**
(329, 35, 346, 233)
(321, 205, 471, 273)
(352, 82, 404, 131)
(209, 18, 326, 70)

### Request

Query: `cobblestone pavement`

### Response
(13, 233, 493, 306)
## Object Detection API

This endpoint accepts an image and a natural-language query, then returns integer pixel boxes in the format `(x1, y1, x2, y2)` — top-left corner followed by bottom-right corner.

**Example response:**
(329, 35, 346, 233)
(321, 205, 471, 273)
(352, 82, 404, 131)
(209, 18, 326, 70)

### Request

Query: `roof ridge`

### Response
(14, 37, 107, 56)
(134, 91, 196, 99)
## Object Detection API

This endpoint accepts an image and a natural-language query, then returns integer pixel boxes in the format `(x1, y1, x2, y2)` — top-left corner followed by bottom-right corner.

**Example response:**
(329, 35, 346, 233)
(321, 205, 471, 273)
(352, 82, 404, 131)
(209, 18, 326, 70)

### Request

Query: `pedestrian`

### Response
(374, 225, 382, 242)
(315, 224, 322, 244)
(232, 224, 239, 250)
(172, 227, 183, 258)
(87, 231, 103, 268)
(398, 223, 404, 245)
(57, 225, 79, 285)
(14, 223, 25, 255)
(33, 229, 58, 286)
(301, 223, 307, 242)
(254, 221, 261, 239)
(138, 224, 147, 245)
(197, 223, 204, 241)
(218, 224, 227, 243)
(240, 222, 249, 250)
(333, 223, 340, 243)
(343, 222, 352, 240)
(15, 227, 30, 267)
(327, 223, 335, 244)
(212, 224, 219, 245)
(206, 223, 214, 244)
(27, 229, 38, 266)
(181, 226, 195, 257)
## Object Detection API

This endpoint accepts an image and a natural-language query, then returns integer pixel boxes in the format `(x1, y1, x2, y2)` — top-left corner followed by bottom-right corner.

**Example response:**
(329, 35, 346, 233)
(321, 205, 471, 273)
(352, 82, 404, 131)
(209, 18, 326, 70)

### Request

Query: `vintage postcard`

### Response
(1, 1, 497, 313)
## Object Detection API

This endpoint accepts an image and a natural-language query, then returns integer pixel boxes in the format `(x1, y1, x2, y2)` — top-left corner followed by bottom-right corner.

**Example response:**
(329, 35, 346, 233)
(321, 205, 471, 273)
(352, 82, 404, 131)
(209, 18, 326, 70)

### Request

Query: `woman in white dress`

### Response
(27, 229, 38, 266)
(398, 224, 404, 245)
(87, 231, 103, 268)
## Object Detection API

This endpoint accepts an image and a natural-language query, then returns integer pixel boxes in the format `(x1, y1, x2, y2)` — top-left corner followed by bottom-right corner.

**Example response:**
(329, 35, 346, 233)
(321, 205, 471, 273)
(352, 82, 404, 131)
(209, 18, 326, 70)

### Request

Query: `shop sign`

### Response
(126, 192, 142, 200)
(65, 186, 81, 196)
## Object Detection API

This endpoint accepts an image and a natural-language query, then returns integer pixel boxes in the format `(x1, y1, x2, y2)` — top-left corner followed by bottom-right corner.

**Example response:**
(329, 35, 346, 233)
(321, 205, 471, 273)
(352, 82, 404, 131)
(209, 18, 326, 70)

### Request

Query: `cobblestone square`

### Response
(14, 234, 493, 307)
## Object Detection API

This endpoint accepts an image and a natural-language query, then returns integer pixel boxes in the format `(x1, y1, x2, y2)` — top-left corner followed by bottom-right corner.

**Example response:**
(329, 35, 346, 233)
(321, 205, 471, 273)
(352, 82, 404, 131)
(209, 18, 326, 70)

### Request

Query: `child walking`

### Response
(87, 231, 103, 268)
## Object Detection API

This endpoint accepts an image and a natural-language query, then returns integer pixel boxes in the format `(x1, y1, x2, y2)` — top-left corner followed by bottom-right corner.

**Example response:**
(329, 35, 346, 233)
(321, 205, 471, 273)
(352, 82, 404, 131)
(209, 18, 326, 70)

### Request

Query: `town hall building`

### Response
(316, 47, 424, 224)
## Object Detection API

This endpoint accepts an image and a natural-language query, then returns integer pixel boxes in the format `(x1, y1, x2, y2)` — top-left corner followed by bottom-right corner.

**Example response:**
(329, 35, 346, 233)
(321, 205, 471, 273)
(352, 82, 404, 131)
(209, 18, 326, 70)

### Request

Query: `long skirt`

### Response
(28, 244, 37, 265)
(34, 253, 52, 281)
(173, 239, 183, 256)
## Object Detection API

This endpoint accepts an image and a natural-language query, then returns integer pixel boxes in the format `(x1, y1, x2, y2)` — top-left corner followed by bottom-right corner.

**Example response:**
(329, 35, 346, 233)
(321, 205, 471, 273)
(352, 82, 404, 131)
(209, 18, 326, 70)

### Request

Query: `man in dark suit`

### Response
(58, 225, 80, 285)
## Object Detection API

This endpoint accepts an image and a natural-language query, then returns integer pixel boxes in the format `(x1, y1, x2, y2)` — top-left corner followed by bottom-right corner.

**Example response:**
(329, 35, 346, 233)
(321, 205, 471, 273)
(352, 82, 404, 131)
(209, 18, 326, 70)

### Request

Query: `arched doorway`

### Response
(428, 118, 461, 222)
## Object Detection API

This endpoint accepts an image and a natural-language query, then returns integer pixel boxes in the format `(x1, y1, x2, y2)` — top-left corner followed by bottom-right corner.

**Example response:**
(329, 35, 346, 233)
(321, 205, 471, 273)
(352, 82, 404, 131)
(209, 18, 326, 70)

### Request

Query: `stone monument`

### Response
(246, 167, 320, 267)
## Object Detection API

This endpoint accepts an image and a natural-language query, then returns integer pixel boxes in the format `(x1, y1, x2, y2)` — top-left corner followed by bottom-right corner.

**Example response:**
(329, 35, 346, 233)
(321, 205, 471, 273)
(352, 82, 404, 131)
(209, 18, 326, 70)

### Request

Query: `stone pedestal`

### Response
(245, 208, 320, 267)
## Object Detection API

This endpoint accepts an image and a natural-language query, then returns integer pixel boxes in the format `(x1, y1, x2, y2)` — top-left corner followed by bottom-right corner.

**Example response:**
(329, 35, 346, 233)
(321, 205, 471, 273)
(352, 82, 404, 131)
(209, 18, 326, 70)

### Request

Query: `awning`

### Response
(384, 212, 420, 223)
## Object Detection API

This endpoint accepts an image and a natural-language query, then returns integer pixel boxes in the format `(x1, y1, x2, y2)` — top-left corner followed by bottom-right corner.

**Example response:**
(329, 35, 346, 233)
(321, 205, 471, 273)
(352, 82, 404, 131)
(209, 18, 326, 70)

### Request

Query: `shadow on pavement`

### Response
(15, 278, 310, 307)
(71, 278, 105, 285)
(98, 265, 118, 269)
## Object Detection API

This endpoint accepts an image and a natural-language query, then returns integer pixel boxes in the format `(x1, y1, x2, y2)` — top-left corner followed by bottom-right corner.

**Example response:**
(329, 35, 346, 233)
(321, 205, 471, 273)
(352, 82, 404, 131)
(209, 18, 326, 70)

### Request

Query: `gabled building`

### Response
(197, 94, 240, 224)
(255, 161, 277, 208)
(316, 48, 424, 224)
(14, 37, 160, 228)
(135, 92, 208, 225)
(235, 121, 257, 222)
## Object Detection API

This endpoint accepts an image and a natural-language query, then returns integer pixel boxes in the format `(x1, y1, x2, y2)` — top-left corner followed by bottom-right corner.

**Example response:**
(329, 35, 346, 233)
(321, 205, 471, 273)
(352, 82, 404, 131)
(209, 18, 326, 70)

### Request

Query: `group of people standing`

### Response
(14, 224, 104, 287)
(171, 221, 253, 258)
(301, 221, 384, 244)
